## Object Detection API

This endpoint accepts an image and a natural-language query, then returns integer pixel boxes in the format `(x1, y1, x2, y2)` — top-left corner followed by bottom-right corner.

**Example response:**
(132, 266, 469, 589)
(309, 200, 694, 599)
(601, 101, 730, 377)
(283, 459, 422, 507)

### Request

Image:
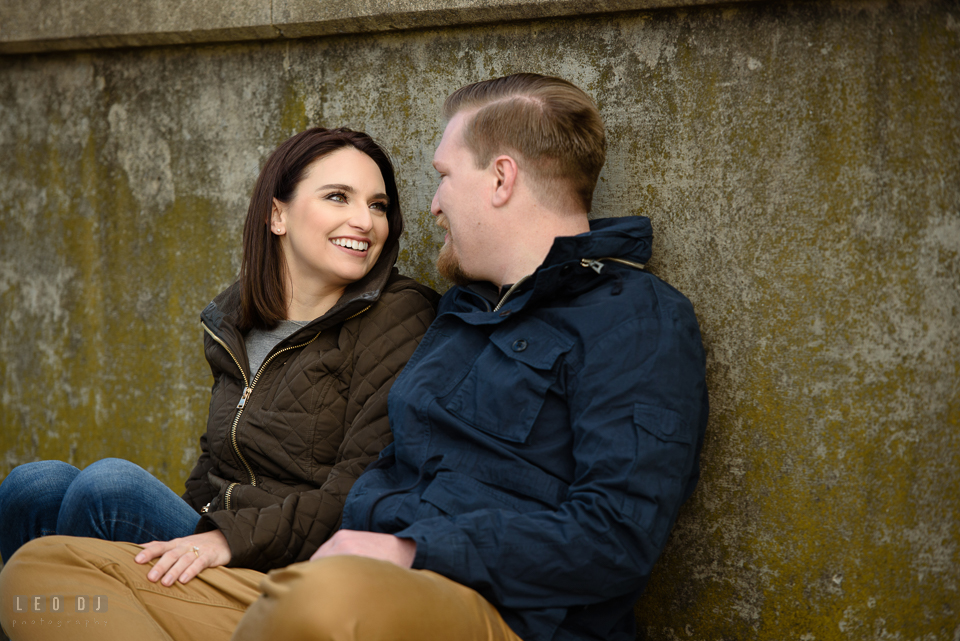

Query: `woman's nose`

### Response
(348, 204, 374, 231)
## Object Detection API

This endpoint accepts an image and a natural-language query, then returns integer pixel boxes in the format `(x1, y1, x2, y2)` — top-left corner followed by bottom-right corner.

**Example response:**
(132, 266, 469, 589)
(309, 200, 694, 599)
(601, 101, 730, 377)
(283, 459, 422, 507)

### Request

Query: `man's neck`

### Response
(495, 210, 590, 287)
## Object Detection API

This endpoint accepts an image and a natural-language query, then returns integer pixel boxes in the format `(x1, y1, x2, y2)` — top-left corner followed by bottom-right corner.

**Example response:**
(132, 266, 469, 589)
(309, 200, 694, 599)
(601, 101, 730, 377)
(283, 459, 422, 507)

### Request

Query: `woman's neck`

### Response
(284, 283, 346, 322)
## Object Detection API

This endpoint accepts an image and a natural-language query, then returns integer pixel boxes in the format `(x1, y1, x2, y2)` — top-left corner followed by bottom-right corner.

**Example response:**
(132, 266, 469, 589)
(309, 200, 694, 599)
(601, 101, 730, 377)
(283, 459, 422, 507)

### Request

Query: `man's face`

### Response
(430, 112, 493, 285)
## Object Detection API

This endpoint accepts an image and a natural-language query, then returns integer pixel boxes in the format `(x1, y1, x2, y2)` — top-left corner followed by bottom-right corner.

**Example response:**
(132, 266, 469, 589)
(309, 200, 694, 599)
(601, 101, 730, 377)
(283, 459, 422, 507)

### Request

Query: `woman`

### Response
(0, 127, 438, 585)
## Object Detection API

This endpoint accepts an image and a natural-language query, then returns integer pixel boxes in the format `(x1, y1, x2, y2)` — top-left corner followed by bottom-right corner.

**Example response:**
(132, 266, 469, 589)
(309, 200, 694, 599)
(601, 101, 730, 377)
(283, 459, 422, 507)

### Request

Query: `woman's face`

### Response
(272, 147, 390, 292)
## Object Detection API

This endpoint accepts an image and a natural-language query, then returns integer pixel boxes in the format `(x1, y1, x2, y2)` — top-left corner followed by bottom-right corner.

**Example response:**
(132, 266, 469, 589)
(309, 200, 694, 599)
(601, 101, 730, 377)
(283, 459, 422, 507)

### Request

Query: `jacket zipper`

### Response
(493, 275, 532, 313)
(200, 305, 372, 510)
(202, 322, 256, 508)
(580, 257, 646, 273)
(493, 257, 645, 313)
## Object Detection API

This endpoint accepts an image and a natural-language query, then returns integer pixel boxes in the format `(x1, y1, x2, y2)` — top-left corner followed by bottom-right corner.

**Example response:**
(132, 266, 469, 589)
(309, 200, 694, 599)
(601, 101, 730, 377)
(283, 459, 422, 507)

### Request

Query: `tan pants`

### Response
(0, 536, 259, 641)
(0, 536, 522, 641)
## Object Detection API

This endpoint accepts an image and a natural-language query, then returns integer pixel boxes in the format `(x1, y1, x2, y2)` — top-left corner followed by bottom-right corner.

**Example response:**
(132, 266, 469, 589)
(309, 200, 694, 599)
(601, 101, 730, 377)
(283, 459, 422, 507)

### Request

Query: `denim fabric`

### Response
(0, 458, 200, 562)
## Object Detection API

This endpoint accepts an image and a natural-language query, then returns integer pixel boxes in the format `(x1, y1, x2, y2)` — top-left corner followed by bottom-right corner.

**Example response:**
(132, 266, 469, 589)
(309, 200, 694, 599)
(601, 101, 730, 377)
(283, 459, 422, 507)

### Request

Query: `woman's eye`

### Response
(370, 202, 388, 213)
(327, 192, 347, 203)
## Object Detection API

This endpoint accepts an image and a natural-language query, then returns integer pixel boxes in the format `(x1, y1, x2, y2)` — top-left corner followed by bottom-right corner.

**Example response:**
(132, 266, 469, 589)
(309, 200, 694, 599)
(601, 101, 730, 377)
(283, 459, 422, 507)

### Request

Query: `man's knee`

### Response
(237, 556, 403, 640)
(271, 556, 395, 613)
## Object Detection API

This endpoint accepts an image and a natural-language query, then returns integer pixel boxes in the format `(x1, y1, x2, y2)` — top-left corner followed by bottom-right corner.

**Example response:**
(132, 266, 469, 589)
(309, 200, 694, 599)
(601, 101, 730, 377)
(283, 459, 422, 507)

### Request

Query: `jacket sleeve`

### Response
(180, 432, 215, 512)
(198, 286, 438, 571)
(394, 291, 708, 610)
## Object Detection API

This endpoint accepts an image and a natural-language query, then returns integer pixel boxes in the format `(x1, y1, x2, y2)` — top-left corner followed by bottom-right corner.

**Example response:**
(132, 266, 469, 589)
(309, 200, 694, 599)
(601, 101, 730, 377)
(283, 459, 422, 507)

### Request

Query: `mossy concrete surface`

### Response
(0, 1, 957, 638)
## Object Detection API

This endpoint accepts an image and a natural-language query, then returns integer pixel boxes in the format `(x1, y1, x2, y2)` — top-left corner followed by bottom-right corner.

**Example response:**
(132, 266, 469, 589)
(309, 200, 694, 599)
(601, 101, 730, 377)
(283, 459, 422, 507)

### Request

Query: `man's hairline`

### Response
(442, 105, 527, 172)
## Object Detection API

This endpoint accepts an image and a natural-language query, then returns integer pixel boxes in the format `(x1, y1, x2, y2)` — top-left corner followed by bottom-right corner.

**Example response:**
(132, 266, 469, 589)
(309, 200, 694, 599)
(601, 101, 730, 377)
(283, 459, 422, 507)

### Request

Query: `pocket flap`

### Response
(490, 317, 574, 370)
(633, 402, 694, 444)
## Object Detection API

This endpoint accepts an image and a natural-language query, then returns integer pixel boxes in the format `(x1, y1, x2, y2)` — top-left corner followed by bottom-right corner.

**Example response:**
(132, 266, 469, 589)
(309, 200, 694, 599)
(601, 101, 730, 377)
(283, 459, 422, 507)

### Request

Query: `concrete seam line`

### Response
(0, 0, 770, 55)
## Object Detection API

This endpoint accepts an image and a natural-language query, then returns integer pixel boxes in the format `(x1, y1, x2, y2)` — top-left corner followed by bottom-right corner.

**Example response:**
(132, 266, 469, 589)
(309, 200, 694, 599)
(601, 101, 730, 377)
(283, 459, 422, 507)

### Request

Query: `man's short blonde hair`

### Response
(443, 73, 606, 213)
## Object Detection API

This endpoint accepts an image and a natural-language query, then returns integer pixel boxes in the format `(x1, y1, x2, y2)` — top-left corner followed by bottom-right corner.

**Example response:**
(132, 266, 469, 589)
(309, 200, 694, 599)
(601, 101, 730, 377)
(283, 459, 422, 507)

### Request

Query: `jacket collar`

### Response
(542, 215, 652, 267)
(445, 216, 652, 317)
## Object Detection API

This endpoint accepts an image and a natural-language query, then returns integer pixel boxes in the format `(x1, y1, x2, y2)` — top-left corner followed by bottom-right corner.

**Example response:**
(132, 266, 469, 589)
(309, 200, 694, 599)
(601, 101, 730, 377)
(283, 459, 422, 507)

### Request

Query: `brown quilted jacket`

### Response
(182, 248, 438, 571)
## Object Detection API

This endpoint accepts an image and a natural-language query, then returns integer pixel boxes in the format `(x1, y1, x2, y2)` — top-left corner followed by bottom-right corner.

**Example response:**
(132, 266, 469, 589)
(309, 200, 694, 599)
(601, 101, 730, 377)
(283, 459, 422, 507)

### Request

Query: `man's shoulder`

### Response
(551, 264, 693, 321)
(525, 268, 701, 372)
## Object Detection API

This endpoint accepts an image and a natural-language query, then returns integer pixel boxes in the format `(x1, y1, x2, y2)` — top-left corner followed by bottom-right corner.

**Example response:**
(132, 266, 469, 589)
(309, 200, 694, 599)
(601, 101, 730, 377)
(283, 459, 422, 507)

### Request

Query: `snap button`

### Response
(512, 339, 528, 352)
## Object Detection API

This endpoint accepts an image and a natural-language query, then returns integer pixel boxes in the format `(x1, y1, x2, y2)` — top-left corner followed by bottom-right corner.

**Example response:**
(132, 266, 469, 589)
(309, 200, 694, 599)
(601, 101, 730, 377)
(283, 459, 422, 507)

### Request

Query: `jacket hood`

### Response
(202, 237, 401, 334)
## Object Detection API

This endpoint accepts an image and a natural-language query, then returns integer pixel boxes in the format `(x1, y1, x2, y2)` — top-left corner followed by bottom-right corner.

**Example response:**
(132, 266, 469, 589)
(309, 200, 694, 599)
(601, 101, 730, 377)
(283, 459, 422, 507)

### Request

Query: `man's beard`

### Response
(435, 213, 472, 285)
(436, 241, 472, 286)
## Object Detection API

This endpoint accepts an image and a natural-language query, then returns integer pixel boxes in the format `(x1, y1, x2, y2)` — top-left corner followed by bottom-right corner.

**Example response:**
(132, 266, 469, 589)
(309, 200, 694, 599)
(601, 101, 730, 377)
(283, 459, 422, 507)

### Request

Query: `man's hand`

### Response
(135, 529, 232, 586)
(310, 530, 416, 568)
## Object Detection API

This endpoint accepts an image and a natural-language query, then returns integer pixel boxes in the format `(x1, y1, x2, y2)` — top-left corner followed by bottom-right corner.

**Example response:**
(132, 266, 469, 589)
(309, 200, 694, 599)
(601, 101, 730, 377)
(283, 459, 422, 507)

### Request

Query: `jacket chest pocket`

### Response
(442, 319, 573, 443)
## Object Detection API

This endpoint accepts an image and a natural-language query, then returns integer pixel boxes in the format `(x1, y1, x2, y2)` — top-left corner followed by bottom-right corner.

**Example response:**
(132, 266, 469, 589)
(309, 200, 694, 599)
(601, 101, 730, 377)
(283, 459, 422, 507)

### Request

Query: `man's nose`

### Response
(430, 190, 441, 217)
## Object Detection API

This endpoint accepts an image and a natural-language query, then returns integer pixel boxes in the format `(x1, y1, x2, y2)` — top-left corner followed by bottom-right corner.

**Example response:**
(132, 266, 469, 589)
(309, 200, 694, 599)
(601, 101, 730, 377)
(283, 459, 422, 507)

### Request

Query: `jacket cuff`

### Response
(394, 518, 469, 578)
(194, 510, 257, 569)
(193, 513, 220, 534)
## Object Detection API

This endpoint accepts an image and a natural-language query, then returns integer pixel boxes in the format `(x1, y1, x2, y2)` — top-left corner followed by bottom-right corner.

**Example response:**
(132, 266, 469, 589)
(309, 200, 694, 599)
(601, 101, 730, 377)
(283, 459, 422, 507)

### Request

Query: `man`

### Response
(0, 73, 706, 641)
(233, 73, 708, 640)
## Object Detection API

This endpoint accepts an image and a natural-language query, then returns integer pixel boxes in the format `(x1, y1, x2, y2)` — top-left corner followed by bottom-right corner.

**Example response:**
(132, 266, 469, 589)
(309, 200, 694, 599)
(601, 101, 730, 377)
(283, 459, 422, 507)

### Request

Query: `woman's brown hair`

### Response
(237, 127, 403, 332)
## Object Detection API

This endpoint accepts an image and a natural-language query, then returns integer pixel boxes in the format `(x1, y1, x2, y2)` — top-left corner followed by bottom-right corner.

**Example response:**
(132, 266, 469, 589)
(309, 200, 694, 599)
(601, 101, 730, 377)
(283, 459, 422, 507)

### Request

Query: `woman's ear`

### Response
(270, 198, 286, 235)
(491, 155, 518, 208)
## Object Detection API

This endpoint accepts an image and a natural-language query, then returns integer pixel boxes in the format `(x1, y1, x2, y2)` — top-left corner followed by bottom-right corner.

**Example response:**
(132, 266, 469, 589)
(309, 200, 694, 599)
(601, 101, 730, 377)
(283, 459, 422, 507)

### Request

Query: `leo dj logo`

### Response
(13, 595, 108, 613)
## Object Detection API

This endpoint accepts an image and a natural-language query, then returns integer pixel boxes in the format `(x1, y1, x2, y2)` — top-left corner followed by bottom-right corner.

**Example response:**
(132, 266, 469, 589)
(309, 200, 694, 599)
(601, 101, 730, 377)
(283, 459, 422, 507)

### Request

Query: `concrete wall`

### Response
(1, 0, 957, 638)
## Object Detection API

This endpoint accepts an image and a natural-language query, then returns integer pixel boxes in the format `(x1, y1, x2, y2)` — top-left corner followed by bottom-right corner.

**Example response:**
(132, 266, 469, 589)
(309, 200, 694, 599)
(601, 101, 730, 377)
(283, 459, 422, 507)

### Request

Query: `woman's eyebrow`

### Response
(318, 183, 354, 192)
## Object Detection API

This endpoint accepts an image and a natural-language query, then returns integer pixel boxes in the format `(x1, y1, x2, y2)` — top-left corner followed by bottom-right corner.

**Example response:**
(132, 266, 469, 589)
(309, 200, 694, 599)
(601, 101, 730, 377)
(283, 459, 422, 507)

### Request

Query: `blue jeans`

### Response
(0, 458, 201, 562)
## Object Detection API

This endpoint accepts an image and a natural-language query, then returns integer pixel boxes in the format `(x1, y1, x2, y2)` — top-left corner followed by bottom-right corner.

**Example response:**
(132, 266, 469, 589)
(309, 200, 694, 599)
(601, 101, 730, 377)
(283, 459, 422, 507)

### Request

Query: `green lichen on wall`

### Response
(0, 50, 254, 489)
(0, 1, 957, 637)
(627, 3, 959, 638)
(277, 78, 311, 142)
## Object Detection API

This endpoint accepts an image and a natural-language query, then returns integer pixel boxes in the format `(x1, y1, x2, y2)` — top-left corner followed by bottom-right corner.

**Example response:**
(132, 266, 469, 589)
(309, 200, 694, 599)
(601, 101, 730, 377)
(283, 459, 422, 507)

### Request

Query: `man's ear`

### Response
(491, 155, 518, 208)
(270, 198, 287, 235)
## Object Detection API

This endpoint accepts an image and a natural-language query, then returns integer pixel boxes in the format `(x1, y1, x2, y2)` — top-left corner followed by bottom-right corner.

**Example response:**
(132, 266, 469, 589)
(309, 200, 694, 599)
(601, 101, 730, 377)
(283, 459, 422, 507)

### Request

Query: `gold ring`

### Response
(193, 546, 200, 558)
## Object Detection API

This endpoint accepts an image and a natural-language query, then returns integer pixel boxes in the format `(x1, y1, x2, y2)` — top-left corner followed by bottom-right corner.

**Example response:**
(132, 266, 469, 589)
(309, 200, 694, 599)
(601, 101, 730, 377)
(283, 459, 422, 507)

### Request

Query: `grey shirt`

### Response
(245, 320, 308, 376)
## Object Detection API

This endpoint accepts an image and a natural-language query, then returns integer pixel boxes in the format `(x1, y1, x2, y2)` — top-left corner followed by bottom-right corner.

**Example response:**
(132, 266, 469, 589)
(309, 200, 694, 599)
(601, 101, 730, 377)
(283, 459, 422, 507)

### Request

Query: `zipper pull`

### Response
(236, 386, 253, 409)
(581, 258, 605, 274)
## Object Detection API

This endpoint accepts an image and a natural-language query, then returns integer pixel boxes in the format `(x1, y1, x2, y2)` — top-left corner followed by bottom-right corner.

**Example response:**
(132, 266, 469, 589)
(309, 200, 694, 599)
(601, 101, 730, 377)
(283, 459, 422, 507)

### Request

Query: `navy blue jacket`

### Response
(342, 216, 709, 641)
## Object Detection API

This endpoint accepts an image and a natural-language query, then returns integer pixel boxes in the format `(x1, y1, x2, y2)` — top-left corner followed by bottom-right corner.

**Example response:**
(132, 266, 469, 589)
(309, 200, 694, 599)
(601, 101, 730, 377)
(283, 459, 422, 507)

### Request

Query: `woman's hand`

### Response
(134, 529, 232, 586)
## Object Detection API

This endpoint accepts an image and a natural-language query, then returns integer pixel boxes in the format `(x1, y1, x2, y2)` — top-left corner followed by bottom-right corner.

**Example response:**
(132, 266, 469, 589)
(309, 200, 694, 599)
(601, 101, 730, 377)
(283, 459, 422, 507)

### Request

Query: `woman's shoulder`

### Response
(378, 269, 441, 310)
(347, 270, 439, 340)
